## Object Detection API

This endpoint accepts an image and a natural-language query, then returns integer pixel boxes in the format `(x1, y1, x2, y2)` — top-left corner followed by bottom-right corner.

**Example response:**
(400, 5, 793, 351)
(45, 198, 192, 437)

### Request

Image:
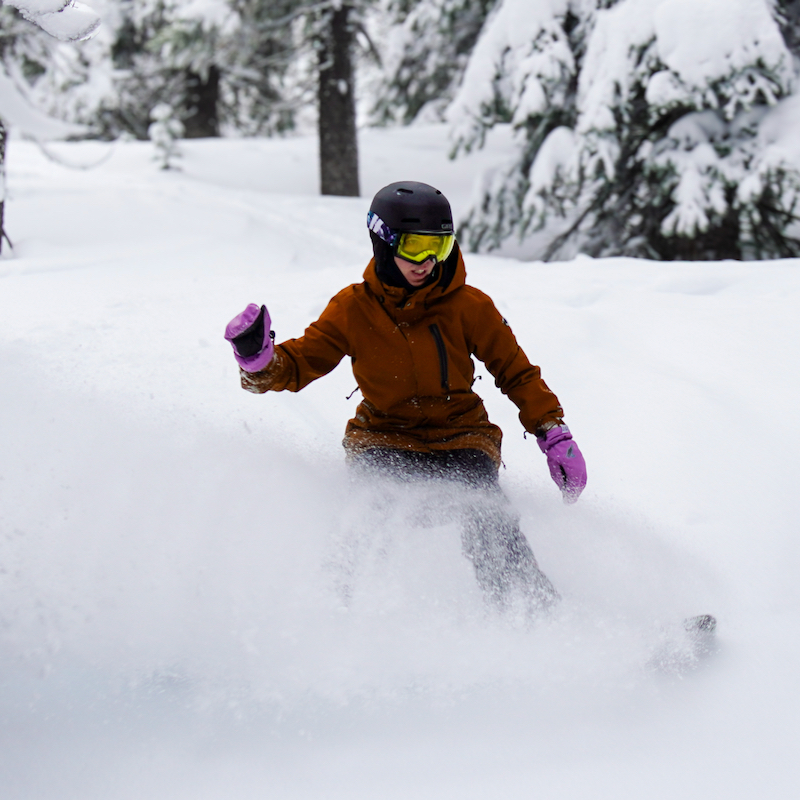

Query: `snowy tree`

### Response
(448, 0, 584, 253)
(775, 0, 800, 56)
(109, 0, 234, 139)
(105, 0, 308, 140)
(3, 0, 99, 42)
(148, 100, 182, 168)
(370, 0, 496, 126)
(0, 0, 100, 252)
(106, 0, 366, 193)
(222, 0, 306, 136)
(451, 0, 800, 261)
(0, 5, 36, 253)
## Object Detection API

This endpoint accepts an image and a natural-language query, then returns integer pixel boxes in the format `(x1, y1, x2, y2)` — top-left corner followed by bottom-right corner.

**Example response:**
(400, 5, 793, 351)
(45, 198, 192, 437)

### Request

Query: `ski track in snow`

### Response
(1, 128, 799, 799)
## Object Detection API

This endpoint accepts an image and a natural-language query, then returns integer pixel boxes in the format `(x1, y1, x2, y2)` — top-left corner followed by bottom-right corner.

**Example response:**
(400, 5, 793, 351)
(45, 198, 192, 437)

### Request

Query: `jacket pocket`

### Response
(428, 324, 449, 393)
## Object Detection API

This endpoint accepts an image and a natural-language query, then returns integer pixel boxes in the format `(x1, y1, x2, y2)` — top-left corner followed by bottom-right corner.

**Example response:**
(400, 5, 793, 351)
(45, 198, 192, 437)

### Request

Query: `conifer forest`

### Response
(4, 0, 800, 260)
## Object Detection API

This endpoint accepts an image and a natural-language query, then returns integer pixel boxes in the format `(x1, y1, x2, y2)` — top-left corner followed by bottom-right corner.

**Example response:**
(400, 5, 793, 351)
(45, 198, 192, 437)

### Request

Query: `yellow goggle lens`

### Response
(395, 233, 455, 265)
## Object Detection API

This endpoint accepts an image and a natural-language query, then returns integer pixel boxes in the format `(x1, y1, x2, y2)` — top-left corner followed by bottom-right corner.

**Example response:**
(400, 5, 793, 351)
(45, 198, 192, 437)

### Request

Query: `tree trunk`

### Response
(0, 120, 6, 255)
(318, 4, 360, 197)
(183, 65, 221, 138)
(777, 0, 800, 55)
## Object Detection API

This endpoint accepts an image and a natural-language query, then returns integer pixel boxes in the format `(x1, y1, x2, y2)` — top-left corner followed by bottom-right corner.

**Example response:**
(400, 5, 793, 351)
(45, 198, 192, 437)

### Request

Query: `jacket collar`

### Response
(363, 249, 466, 310)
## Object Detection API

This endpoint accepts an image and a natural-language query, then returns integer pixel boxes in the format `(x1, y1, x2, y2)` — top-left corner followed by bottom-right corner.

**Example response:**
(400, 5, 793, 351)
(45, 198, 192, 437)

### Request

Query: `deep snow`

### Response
(1, 125, 799, 799)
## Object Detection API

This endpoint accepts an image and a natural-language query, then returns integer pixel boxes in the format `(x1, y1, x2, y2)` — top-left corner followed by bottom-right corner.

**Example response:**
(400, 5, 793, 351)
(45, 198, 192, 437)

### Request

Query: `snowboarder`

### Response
(224, 181, 587, 614)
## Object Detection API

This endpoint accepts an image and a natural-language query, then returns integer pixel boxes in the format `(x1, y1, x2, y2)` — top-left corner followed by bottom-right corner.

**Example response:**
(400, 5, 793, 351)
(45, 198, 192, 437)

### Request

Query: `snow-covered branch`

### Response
(452, 0, 800, 261)
(2, 0, 100, 42)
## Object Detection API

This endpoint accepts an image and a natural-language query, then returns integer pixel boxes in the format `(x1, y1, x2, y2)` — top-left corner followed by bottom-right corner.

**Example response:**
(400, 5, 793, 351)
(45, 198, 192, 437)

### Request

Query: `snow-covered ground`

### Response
(1, 125, 799, 799)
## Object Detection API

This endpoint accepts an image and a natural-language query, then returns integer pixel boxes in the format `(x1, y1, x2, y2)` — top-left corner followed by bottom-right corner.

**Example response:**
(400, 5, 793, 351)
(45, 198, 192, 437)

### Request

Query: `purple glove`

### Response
(224, 303, 275, 372)
(537, 425, 587, 504)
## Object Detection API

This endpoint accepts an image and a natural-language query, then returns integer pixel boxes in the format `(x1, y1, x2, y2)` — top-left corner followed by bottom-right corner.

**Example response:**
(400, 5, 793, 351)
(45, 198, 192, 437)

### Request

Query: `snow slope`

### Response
(1, 125, 799, 799)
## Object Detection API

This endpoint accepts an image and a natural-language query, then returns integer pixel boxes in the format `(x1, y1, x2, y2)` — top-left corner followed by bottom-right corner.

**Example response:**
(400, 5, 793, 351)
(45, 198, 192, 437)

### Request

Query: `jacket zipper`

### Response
(428, 324, 450, 394)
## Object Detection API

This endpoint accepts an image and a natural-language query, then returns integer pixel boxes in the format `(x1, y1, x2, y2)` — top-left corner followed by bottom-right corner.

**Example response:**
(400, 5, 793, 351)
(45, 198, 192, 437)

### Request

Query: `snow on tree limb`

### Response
(0, 0, 98, 137)
(367, 0, 496, 127)
(3, 0, 100, 42)
(0, 68, 87, 139)
(452, 0, 800, 260)
(448, 0, 572, 155)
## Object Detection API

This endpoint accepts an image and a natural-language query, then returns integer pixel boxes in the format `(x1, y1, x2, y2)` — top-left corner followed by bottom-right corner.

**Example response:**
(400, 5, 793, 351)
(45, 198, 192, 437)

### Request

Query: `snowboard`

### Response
(646, 613, 718, 673)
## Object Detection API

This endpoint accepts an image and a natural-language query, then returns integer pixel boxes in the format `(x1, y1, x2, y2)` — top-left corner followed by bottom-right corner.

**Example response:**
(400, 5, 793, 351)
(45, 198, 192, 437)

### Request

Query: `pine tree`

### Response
(3, 0, 368, 197)
(223, 0, 304, 136)
(104, 0, 305, 140)
(449, 0, 586, 253)
(108, 0, 367, 194)
(370, 0, 497, 126)
(775, 0, 800, 55)
(148, 101, 183, 169)
(109, 0, 231, 140)
(262, 0, 374, 196)
(452, 0, 800, 261)
(0, 0, 100, 253)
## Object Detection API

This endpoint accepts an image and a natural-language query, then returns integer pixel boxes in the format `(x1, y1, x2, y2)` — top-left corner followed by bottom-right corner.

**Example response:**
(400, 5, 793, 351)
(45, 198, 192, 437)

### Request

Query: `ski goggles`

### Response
(394, 232, 455, 265)
(368, 211, 456, 265)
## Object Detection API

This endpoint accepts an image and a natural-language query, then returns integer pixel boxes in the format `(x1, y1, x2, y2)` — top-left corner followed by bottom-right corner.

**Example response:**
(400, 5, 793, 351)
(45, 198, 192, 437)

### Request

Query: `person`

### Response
(224, 181, 586, 615)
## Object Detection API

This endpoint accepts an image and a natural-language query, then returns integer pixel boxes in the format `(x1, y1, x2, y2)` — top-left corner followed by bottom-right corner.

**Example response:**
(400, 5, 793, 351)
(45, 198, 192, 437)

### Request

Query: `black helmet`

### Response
(368, 181, 453, 236)
(367, 181, 459, 291)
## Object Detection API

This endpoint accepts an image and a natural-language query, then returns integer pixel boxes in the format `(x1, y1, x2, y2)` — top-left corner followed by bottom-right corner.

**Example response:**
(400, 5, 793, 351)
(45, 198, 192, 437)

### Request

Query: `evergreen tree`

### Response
(223, 0, 304, 135)
(106, 0, 366, 193)
(109, 0, 231, 139)
(0, 0, 100, 253)
(449, 0, 586, 253)
(106, 0, 301, 140)
(370, 0, 497, 125)
(25, 17, 116, 133)
(452, 0, 800, 261)
(3, 0, 368, 197)
(148, 100, 183, 169)
(775, 0, 800, 56)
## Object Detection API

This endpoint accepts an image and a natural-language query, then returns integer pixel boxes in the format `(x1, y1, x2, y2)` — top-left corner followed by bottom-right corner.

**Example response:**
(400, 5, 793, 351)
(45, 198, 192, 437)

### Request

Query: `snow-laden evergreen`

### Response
(148, 100, 183, 169)
(103, 0, 372, 141)
(369, 0, 496, 125)
(451, 0, 800, 260)
(0, 0, 100, 254)
(12, 0, 309, 140)
(0, 0, 102, 134)
(23, 11, 119, 132)
(3, 0, 100, 42)
(109, 0, 246, 139)
(7, 0, 800, 261)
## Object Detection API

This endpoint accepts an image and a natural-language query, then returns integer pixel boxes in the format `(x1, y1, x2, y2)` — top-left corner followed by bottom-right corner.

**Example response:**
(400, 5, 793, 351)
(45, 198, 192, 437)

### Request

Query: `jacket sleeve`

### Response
(240, 290, 351, 394)
(465, 288, 564, 434)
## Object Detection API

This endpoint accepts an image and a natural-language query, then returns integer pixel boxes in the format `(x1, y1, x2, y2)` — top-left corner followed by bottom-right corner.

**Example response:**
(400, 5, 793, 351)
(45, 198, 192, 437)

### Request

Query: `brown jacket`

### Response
(241, 250, 564, 465)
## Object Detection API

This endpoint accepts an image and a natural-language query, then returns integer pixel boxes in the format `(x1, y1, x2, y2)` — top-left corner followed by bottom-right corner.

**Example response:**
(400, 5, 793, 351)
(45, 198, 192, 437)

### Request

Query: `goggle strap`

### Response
(367, 212, 398, 246)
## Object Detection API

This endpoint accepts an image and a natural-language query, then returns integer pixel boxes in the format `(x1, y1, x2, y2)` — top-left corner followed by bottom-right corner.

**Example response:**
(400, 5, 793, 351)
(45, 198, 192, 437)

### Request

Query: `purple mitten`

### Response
(537, 425, 587, 504)
(224, 303, 275, 372)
